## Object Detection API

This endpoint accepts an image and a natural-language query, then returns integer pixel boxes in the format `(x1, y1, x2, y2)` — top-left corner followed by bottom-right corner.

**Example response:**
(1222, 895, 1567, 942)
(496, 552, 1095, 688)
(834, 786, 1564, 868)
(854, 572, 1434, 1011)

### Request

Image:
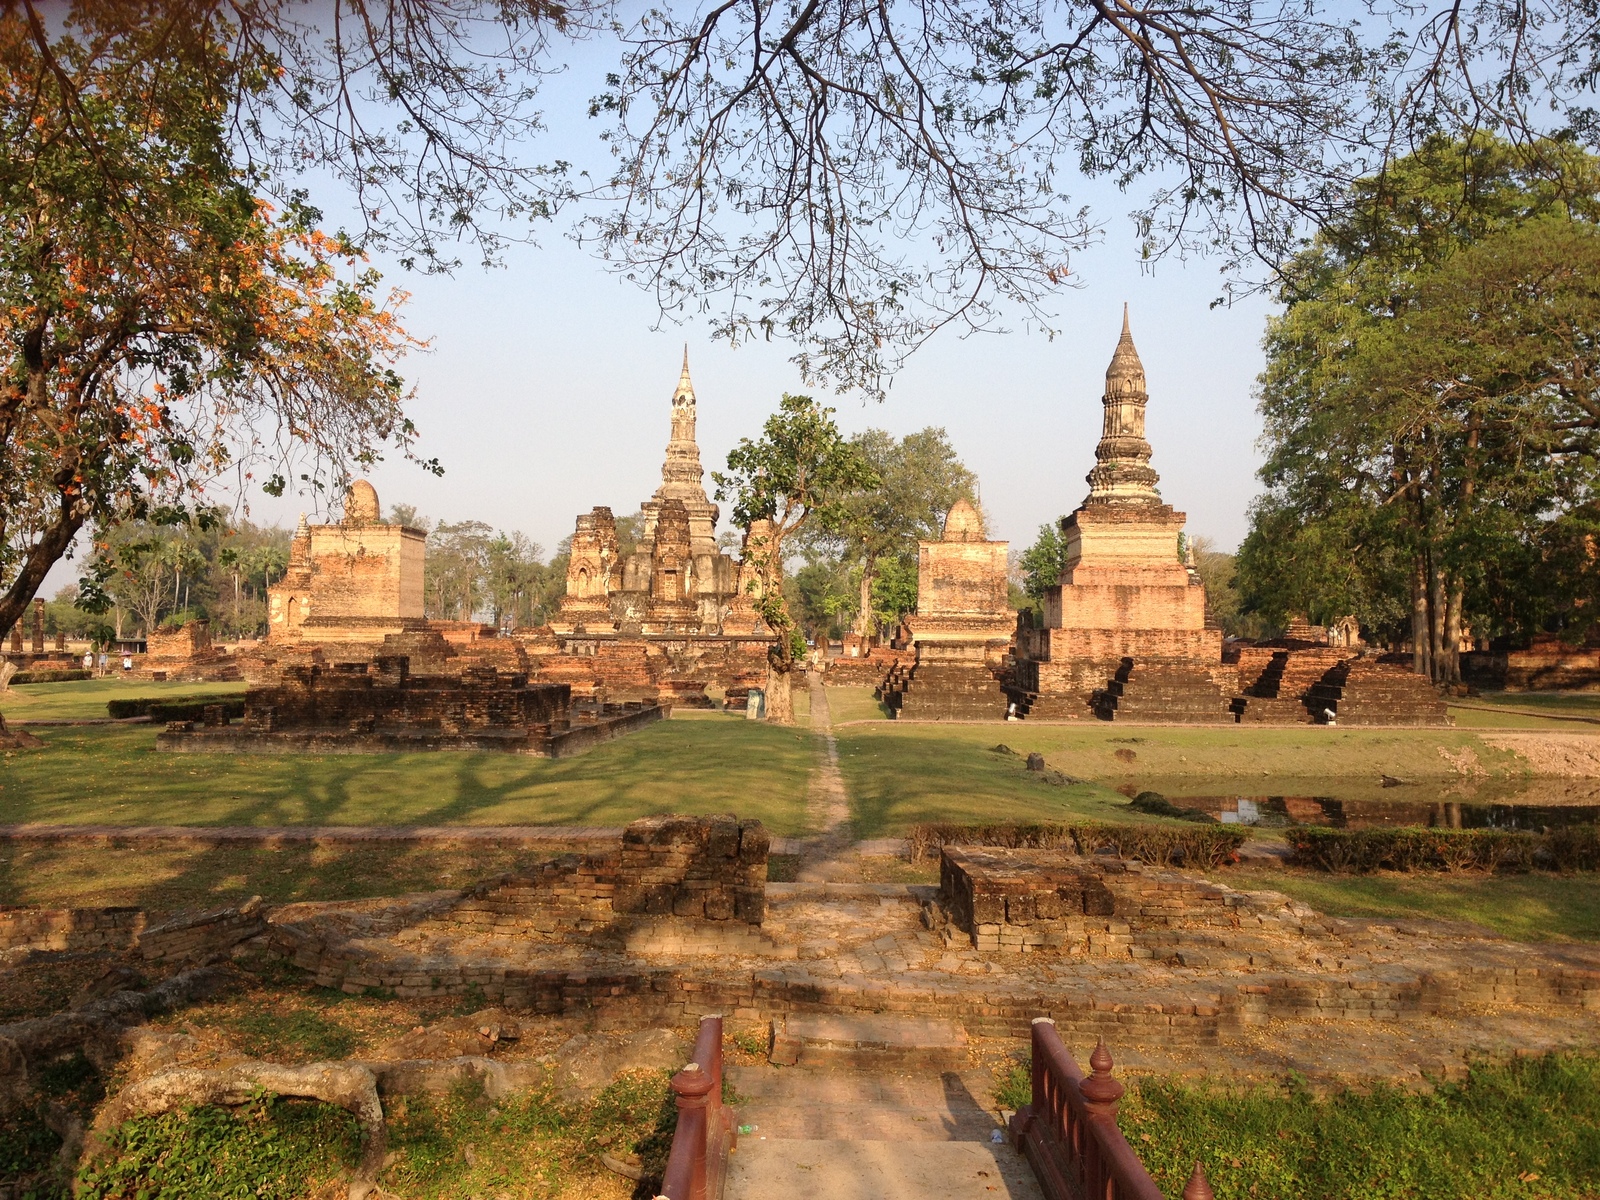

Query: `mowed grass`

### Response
(1215, 866, 1600, 942)
(0, 717, 818, 834)
(1, 676, 243, 721)
(1122, 1053, 1600, 1200)
(833, 718, 1549, 836)
(0, 840, 574, 913)
(1446, 705, 1596, 730)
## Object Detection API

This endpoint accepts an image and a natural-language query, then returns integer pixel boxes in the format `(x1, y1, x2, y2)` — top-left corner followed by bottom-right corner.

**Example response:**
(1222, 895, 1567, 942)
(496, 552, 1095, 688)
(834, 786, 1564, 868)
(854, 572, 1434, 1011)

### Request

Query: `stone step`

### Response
(727, 1138, 1043, 1200)
(769, 1013, 970, 1070)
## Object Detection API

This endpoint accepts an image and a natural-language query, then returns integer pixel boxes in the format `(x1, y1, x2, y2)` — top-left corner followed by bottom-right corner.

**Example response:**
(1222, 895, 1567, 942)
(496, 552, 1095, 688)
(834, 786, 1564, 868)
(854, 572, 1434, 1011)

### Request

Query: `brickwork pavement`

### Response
(726, 1061, 1043, 1200)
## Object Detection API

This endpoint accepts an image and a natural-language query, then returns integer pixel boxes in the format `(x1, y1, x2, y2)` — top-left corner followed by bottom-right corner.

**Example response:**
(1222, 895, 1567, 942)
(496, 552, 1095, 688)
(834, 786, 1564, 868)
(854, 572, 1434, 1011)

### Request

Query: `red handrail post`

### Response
(657, 1014, 735, 1200)
(661, 1060, 714, 1200)
(1011, 1022, 1168, 1200)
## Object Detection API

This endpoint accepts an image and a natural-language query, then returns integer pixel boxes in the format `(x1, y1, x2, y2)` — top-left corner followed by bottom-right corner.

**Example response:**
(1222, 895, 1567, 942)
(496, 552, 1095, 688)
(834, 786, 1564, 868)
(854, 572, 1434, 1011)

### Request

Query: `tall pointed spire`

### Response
(645, 348, 721, 555)
(674, 345, 695, 404)
(1085, 306, 1161, 506)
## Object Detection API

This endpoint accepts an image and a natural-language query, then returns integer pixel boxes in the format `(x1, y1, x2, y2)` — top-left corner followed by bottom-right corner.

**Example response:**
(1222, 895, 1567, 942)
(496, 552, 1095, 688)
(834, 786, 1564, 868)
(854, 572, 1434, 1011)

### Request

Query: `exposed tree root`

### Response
(0, 966, 231, 1101)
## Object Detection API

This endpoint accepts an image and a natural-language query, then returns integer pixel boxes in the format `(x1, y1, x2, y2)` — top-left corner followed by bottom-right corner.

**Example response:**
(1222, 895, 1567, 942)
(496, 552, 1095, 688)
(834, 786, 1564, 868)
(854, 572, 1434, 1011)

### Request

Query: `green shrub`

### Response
(105, 694, 246, 721)
(907, 821, 1247, 867)
(76, 1097, 360, 1200)
(1285, 825, 1600, 874)
(11, 669, 92, 684)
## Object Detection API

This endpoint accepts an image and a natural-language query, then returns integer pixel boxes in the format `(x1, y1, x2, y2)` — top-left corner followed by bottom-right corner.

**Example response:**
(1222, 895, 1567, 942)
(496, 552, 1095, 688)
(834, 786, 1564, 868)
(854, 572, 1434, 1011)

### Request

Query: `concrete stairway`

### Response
(726, 1015, 1043, 1200)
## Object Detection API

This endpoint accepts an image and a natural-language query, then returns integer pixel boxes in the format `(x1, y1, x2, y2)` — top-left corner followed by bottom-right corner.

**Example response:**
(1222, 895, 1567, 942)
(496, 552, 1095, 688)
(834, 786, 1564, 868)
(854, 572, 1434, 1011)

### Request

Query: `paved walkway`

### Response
(726, 1065, 1044, 1200)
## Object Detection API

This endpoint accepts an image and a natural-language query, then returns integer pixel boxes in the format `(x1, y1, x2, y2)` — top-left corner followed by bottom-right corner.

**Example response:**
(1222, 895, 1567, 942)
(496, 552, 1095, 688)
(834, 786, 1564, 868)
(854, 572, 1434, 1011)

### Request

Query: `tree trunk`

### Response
(1429, 561, 1448, 684)
(0, 711, 43, 750)
(856, 554, 876, 639)
(1411, 557, 1429, 677)
(764, 664, 795, 725)
(1443, 574, 1465, 686)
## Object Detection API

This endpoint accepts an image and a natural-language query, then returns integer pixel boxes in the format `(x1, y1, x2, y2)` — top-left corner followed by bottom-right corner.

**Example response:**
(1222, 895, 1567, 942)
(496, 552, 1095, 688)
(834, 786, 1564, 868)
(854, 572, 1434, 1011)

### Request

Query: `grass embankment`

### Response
(0, 839, 575, 913)
(1, 677, 243, 721)
(1217, 866, 1600, 942)
(0, 718, 816, 833)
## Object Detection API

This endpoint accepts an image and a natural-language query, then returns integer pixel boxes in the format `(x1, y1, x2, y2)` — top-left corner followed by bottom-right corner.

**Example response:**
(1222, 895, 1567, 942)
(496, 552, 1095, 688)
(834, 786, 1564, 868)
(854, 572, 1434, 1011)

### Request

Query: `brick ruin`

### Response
(1, 598, 77, 672)
(157, 647, 662, 757)
(990, 310, 1446, 726)
(441, 815, 771, 947)
(1464, 633, 1600, 692)
(535, 354, 774, 707)
(136, 619, 240, 682)
(881, 501, 1016, 719)
(264, 479, 428, 648)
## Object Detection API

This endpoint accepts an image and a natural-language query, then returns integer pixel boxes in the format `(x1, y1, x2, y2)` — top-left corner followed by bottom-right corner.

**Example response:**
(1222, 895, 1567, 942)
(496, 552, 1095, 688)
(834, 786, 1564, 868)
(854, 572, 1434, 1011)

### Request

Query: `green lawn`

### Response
(0, 718, 818, 834)
(1122, 1054, 1600, 1200)
(832, 721, 1555, 836)
(1, 677, 244, 721)
(1474, 691, 1600, 714)
(1446, 705, 1593, 729)
(0, 839, 578, 913)
(1215, 866, 1600, 942)
(825, 685, 891, 723)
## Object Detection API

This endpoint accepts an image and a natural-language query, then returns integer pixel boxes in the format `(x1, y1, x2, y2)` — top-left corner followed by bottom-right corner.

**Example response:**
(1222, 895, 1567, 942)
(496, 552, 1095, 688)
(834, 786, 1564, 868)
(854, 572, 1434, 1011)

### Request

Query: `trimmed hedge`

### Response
(10, 669, 92, 684)
(106, 693, 247, 721)
(907, 821, 1248, 868)
(1285, 825, 1600, 874)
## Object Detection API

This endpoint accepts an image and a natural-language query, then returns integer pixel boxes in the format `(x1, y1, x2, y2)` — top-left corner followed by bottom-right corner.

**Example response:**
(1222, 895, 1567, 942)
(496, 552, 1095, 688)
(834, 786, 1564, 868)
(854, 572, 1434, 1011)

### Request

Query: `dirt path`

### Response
(796, 674, 857, 882)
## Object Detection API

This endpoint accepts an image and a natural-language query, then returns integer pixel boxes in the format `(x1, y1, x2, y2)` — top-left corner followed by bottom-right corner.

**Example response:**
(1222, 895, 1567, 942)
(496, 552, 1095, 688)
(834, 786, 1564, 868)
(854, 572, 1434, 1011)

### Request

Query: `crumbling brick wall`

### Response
(443, 814, 770, 942)
(0, 906, 146, 953)
(615, 814, 768, 923)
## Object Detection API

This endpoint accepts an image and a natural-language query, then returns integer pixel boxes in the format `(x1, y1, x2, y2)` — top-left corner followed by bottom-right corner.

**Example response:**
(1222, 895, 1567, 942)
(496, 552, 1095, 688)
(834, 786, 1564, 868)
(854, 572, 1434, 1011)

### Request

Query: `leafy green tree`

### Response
(1018, 519, 1072, 606)
(788, 557, 858, 642)
(485, 531, 546, 630)
(0, 7, 427, 659)
(714, 395, 877, 722)
(869, 556, 920, 632)
(1242, 137, 1600, 681)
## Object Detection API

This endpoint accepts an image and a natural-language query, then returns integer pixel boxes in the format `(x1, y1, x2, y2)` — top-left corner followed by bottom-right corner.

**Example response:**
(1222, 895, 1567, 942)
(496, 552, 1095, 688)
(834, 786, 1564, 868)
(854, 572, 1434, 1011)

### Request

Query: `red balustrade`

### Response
(1010, 1017, 1212, 1200)
(656, 1014, 737, 1200)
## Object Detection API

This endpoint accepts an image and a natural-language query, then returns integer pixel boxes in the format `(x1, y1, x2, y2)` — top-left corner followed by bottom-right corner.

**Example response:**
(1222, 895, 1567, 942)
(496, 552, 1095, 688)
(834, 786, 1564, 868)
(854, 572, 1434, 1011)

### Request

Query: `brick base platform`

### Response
(1094, 658, 1236, 723)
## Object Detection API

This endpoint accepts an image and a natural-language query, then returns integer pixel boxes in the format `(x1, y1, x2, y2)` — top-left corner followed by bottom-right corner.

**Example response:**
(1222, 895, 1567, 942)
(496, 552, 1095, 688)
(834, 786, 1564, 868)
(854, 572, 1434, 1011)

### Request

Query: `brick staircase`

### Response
(888, 662, 1010, 720)
(826, 646, 915, 689)
(1231, 647, 1352, 723)
(1093, 658, 1236, 723)
(1304, 658, 1452, 726)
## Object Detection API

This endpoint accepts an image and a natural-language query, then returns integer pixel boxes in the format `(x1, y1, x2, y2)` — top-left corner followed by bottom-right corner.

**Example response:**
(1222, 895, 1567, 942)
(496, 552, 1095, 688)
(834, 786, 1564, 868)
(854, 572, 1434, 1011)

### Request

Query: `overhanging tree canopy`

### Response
(0, 7, 428, 638)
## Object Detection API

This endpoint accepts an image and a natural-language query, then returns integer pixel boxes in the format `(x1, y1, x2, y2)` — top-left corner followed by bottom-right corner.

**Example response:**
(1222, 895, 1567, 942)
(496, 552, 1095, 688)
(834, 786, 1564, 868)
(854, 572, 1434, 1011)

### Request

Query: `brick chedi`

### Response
(1010, 309, 1234, 722)
(884, 500, 1015, 719)
(267, 480, 427, 646)
(536, 353, 773, 707)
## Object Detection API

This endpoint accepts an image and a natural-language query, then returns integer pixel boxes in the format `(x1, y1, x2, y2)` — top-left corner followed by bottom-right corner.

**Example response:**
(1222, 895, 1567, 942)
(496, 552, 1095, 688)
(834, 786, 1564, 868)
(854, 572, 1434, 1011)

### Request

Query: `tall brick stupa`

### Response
(1009, 308, 1233, 721)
